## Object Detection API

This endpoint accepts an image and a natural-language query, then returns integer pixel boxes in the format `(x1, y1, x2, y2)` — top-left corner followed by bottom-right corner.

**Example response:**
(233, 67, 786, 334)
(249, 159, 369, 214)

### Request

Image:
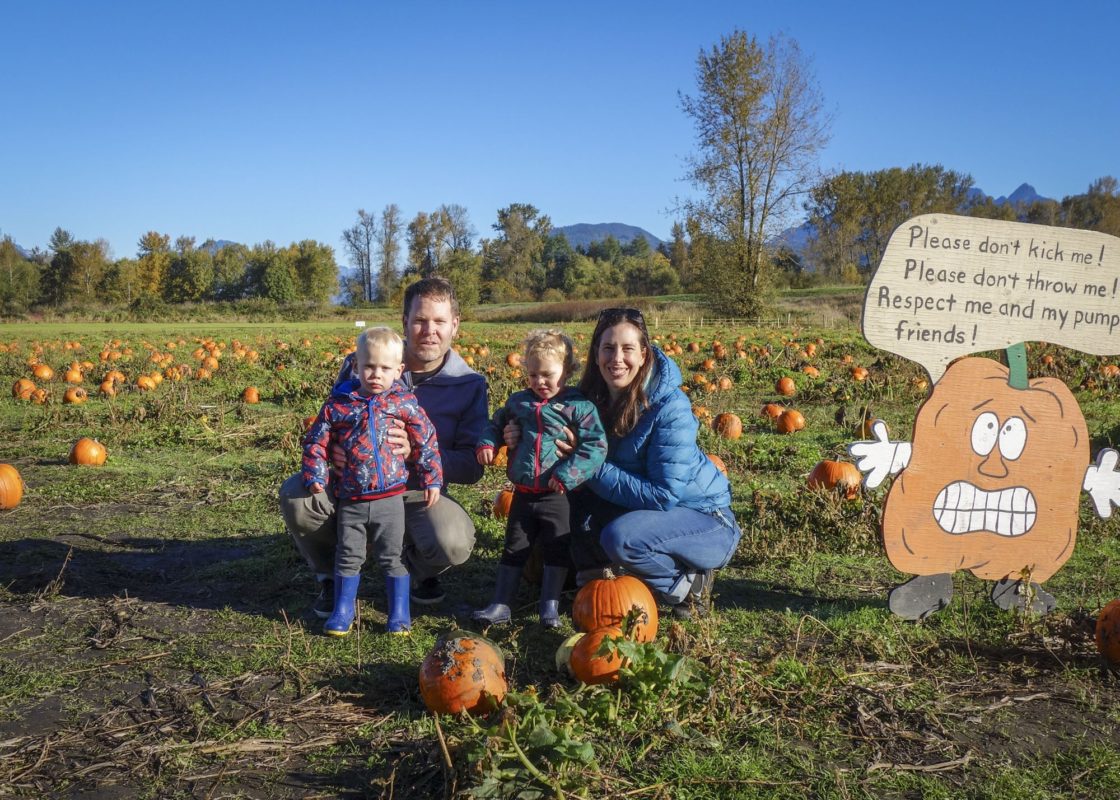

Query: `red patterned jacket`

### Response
(302, 379, 442, 500)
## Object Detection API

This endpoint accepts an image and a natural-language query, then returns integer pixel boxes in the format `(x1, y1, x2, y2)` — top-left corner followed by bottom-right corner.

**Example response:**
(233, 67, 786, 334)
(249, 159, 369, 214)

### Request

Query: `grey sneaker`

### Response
(410, 577, 445, 605)
(312, 579, 334, 619)
(689, 569, 715, 606)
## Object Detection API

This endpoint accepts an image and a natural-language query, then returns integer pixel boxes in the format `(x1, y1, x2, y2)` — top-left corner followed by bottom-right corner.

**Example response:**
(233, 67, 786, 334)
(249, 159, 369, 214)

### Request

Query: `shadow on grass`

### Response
(712, 574, 885, 621)
(0, 533, 307, 615)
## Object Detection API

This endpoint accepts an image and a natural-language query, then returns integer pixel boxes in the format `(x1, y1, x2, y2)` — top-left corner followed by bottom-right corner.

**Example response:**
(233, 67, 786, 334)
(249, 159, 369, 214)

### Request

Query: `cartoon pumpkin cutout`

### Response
(850, 350, 1120, 620)
(882, 357, 1087, 585)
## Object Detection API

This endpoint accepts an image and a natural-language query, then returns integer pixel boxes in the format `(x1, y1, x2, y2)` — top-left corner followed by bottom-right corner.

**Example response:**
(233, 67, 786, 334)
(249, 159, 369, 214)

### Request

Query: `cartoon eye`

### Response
(998, 417, 1027, 460)
(970, 412, 999, 456)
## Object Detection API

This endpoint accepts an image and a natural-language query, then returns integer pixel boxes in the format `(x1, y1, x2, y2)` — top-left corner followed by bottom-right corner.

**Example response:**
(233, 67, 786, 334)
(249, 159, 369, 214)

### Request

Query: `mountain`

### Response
(553, 223, 663, 250)
(993, 183, 1050, 207)
(199, 239, 239, 255)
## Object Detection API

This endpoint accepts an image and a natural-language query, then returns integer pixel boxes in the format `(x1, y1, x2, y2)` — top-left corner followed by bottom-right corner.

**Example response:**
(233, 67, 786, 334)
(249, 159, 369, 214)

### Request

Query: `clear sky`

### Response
(2, 0, 1118, 261)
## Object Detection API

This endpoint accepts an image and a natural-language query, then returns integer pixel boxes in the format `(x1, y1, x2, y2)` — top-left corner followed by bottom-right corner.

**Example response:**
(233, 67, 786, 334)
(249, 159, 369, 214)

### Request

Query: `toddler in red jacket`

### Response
(303, 327, 442, 636)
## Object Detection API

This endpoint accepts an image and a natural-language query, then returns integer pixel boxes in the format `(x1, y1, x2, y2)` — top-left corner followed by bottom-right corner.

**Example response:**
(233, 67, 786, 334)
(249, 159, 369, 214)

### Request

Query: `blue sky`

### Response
(2, 0, 1117, 261)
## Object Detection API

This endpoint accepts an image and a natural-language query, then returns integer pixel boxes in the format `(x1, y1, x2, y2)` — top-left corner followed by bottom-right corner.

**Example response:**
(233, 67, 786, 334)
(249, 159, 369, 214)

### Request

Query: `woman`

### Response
(556, 307, 741, 618)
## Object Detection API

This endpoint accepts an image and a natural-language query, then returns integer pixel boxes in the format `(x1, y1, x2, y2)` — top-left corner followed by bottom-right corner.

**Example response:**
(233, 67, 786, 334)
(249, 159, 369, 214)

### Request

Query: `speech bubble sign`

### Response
(863, 214, 1120, 383)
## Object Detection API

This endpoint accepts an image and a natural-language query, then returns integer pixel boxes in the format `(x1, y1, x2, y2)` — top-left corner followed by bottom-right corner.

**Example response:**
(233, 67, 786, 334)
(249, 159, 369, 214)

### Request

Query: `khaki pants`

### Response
(278, 474, 476, 581)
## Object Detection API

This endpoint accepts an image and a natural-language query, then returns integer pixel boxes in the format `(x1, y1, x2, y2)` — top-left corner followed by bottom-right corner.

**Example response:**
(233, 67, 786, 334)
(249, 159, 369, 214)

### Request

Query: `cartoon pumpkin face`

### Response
(883, 357, 1087, 583)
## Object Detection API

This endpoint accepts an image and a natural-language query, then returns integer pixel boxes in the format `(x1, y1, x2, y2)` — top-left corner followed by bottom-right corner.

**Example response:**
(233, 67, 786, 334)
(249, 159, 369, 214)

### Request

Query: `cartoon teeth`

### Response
(932, 481, 1037, 536)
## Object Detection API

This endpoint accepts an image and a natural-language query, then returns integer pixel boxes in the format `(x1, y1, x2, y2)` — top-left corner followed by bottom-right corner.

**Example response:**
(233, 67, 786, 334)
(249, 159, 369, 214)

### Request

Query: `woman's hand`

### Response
(502, 420, 521, 449)
(555, 426, 576, 458)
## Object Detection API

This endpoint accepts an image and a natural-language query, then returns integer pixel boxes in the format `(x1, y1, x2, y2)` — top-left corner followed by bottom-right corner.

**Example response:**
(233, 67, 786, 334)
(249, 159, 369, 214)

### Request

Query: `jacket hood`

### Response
(645, 347, 682, 405)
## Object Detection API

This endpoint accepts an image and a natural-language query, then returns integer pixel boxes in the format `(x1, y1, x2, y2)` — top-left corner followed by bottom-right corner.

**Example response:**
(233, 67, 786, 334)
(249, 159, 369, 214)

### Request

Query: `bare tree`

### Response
(680, 31, 830, 315)
(341, 209, 377, 302)
(376, 204, 403, 303)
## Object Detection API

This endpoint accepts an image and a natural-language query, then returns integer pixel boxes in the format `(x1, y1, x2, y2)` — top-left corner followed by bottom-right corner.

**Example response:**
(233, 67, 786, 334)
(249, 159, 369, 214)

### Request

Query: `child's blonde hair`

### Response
(356, 326, 404, 364)
(522, 329, 578, 375)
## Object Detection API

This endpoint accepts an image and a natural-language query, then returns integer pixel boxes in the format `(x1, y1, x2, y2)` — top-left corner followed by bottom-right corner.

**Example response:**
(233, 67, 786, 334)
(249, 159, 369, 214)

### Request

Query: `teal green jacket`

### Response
(477, 387, 608, 492)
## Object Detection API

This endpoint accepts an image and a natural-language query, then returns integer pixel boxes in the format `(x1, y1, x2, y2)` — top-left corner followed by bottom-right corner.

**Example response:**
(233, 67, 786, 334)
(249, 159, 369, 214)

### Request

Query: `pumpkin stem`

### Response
(1005, 343, 1028, 389)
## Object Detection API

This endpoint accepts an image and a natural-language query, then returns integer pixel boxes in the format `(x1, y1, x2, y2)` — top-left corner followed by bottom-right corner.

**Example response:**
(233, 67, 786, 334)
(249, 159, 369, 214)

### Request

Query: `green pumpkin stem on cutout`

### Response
(1005, 342, 1028, 389)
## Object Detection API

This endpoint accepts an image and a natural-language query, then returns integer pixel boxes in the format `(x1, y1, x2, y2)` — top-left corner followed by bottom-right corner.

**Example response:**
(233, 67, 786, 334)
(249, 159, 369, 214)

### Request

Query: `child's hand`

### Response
(548, 476, 565, 494)
(424, 487, 440, 507)
(477, 446, 494, 466)
(310, 483, 325, 494)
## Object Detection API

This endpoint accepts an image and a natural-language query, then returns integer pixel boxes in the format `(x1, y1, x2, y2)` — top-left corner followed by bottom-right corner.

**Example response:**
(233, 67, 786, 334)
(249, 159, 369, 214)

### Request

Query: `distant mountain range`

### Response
(552, 223, 663, 250)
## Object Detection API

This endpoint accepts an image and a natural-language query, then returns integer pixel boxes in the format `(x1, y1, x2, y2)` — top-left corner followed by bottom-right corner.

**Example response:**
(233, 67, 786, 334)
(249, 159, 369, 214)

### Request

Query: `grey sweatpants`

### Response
(336, 495, 406, 578)
(279, 474, 476, 581)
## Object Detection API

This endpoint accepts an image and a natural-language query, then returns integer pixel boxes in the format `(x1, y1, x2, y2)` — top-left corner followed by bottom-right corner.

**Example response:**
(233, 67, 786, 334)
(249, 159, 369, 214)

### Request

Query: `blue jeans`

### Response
(600, 506, 741, 602)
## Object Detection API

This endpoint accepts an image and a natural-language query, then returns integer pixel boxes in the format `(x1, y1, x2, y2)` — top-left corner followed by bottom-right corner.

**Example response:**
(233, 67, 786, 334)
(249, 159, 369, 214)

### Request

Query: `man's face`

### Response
(403, 295, 459, 371)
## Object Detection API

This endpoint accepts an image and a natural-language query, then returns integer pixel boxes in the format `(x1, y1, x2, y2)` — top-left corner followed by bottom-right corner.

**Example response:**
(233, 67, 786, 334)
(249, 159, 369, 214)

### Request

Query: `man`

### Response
(279, 277, 487, 617)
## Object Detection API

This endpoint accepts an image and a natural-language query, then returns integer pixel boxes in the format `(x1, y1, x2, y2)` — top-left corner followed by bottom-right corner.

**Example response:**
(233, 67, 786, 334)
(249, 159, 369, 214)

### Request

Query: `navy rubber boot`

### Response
(538, 566, 568, 629)
(472, 564, 522, 626)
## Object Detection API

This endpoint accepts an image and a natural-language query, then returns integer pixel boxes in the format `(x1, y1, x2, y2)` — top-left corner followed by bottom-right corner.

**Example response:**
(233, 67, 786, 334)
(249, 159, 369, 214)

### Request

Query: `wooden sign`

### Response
(851, 215, 1120, 620)
(863, 214, 1120, 383)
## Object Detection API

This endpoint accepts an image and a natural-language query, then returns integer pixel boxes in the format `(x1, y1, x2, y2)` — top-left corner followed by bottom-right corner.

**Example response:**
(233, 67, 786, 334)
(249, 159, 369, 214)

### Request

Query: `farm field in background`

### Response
(2, 306, 1120, 799)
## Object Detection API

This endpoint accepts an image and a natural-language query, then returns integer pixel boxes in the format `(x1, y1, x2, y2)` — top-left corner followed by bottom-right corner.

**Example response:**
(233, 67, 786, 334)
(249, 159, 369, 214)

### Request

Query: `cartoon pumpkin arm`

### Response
(1083, 448, 1120, 519)
(847, 419, 912, 490)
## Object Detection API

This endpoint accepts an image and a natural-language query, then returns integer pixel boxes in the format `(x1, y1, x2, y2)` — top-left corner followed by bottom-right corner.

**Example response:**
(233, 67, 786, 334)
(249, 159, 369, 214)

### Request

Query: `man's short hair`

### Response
(402, 276, 459, 320)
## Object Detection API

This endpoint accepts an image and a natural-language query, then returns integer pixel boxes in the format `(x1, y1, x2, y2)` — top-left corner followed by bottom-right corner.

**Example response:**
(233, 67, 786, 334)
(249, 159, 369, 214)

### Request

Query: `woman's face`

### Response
(596, 322, 647, 398)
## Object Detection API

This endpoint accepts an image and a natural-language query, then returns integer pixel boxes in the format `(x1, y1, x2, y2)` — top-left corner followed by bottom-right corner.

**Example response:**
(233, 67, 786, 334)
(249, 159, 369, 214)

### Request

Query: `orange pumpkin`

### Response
(0, 464, 23, 509)
(69, 437, 108, 466)
(882, 357, 1087, 583)
(32, 363, 54, 381)
(569, 626, 625, 685)
(572, 575, 658, 642)
(418, 631, 508, 715)
(493, 488, 514, 519)
(761, 402, 784, 420)
(713, 412, 743, 440)
(808, 460, 862, 500)
(242, 386, 260, 404)
(776, 376, 796, 396)
(851, 366, 869, 382)
(1095, 599, 1120, 665)
(99, 379, 116, 397)
(505, 352, 521, 368)
(492, 445, 508, 468)
(30, 389, 48, 405)
(707, 453, 728, 476)
(136, 375, 156, 391)
(801, 365, 820, 378)
(63, 386, 88, 404)
(776, 409, 806, 434)
(12, 378, 35, 400)
(63, 368, 83, 384)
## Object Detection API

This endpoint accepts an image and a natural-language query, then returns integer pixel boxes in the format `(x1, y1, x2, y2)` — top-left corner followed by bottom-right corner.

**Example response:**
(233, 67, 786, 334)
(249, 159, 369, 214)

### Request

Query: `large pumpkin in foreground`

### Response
(883, 357, 1087, 583)
(569, 626, 625, 685)
(419, 631, 508, 715)
(572, 575, 658, 642)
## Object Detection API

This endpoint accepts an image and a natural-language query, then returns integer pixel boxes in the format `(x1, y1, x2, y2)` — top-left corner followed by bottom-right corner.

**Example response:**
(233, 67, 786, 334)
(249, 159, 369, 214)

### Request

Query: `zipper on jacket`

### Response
(368, 394, 385, 492)
(533, 399, 544, 490)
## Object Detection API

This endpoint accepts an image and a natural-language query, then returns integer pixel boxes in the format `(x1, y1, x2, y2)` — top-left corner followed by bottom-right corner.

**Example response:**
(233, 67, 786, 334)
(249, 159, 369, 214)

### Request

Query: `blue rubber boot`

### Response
(386, 574, 411, 634)
(538, 566, 568, 629)
(324, 574, 360, 637)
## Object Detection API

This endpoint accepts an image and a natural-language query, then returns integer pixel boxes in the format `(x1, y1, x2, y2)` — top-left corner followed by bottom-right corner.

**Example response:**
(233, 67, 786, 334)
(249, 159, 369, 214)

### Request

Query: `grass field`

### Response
(1, 307, 1119, 799)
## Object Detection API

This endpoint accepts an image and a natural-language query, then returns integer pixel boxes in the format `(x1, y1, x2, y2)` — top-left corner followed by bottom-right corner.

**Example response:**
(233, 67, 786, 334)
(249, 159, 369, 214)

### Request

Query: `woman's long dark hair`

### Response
(578, 308, 655, 437)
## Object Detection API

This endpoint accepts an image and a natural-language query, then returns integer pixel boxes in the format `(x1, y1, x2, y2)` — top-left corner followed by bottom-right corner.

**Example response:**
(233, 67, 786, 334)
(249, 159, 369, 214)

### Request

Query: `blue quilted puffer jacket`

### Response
(587, 347, 731, 512)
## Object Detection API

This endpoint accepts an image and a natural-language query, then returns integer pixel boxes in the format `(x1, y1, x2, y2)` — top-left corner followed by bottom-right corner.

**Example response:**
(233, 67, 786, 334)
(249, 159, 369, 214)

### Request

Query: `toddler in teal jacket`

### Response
(474, 329, 608, 627)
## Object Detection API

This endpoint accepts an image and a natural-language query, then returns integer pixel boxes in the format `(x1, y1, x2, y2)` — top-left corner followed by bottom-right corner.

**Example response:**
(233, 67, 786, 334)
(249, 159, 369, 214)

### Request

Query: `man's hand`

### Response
(386, 419, 410, 459)
(848, 420, 912, 489)
(329, 441, 346, 472)
(424, 487, 441, 508)
(477, 446, 494, 466)
(502, 420, 520, 450)
(548, 476, 565, 494)
(309, 483, 325, 494)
